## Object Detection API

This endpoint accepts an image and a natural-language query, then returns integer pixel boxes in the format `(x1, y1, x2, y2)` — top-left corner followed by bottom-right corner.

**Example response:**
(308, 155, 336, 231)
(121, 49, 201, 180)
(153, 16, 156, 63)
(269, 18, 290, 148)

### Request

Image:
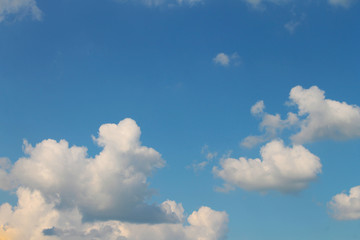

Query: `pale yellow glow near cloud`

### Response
(0, 225, 17, 240)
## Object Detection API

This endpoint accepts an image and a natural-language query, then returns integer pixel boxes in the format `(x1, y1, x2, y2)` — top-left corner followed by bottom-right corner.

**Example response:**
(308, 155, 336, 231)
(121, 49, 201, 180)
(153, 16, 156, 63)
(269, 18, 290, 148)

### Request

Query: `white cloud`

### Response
(1, 118, 180, 223)
(121, 0, 202, 7)
(242, 0, 289, 8)
(0, 188, 228, 240)
(214, 140, 322, 193)
(177, 0, 202, 6)
(241, 100, 298, 148)
(213, 53, 230, 66)
(328, 0, 356, 8)
(242, 86, 360, 146)
(240, 135, 266, 148)
(289, 86, 360, 144)
(250, 100, 265, 116)
(213, 52, 241, 67)
(189, 145, 218, 172)
(0, 157, 11, 190)
(284, 20, 301, 34)
(0, 188, 58, 240)
(328, 185, 360, 220)
(0, 118, 229, 239)
(119, 206, 228, 240)
(0, 0, 42, 23)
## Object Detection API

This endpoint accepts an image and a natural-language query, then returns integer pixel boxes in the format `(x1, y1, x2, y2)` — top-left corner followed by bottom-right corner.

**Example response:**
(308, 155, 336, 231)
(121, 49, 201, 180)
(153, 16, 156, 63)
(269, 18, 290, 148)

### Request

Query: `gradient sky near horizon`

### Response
(0, 0, 360, 239)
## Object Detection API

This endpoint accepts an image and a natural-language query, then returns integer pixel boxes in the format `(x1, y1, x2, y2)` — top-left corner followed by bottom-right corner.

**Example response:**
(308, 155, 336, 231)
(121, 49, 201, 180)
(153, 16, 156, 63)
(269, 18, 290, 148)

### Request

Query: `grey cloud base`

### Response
(0, 188, 228, 240)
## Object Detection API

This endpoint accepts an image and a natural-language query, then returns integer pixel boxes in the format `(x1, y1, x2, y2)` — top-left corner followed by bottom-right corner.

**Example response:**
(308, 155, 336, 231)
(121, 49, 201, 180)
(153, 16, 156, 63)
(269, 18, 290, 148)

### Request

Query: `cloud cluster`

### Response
(227, 85, 360, 223)
(328, 185, 360, 220)
(0, 0, 42, 23)
(214, 140, 321, 193)
(241, 100, 299, 148)
(0, 118, 228, 239)
(0, 188, 228, 240)
(242, 86, 360, 147)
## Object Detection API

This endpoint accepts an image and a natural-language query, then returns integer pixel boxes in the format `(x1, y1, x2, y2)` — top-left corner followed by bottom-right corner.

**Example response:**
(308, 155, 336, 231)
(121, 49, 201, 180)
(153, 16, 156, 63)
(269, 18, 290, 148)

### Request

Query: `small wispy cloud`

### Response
(0, 0, 42, 23)
(213, 52, 242, 67)
(328, 0, 356, 8)
(119, 0, 203, 7)
(189, 145, 218, 172)
(284, 9, 306, 34)
(284, 20, 301, 34)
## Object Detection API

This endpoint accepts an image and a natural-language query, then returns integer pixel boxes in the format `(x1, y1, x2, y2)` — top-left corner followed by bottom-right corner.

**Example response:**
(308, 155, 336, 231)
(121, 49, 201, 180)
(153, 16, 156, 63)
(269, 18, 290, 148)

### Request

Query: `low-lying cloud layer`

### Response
(214, 140, 322, 193)
(0, 188, 228, 240)
(0, 118, 228, 239)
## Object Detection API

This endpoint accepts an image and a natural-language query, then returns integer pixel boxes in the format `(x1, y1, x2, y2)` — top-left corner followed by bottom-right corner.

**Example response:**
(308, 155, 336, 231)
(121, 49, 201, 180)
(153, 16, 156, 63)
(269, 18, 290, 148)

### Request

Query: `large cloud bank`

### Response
(0, 118, 228, 239)
(328, 185, 360, 220)
(214, 140, 321, 193)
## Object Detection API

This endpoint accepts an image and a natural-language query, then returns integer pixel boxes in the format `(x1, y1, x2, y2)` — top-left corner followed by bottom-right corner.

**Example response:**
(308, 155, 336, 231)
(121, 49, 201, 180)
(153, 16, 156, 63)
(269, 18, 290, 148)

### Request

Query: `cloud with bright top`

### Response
(0, 118, 228, 239)
(214, 139, 322, 193)
(241, 86, 360, 148)
(328, 185, 360, 220)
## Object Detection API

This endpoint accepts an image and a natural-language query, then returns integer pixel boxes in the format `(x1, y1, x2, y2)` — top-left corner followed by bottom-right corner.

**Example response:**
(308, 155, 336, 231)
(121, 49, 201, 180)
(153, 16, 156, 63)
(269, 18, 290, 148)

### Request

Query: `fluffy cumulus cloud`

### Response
(214, 140, 322, 193)
(8, 118, 170, 223)
(213, 53, 230, 66)
(289, 86, 360, 144)
(0, 118, 229, 239)
(0, 0, 42, 22)
(328, 185, 360, 220)
(242, 86, 360, 147)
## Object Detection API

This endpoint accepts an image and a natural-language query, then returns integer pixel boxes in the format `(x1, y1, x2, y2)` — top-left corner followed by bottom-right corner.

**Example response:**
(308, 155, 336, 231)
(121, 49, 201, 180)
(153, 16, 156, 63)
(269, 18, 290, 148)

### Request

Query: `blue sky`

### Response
(0, 0, 360, 239)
